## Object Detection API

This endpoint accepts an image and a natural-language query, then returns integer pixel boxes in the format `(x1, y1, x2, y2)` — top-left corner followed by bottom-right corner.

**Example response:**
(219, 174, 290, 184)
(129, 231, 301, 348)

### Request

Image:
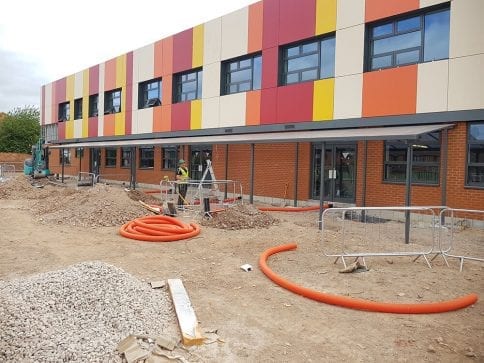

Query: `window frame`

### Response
(105, 148, 117, 168)
(59, 148, 71, 165)
(221, 53, 262, 95)
(121, 147, 131, 168)
(58, 102, 70, 122)
(104, 88, 122, 114)
(138, 78, 162, 109)
(280, 34, 336, 86)
(139, 146, 154, 169)
(173, 68, 203, 103)
(162, 146, 179, 170)
(383, 132, 441, 185)
(366, 5, 450, 71)
(466, 122, 484, 188)
(89, 94, 99, 117)
(74, 98, 83, 120)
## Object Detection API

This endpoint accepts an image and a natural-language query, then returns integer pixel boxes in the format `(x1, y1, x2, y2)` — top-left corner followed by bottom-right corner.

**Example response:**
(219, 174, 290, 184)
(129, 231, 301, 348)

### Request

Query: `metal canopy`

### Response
(48, 123, 453, 149)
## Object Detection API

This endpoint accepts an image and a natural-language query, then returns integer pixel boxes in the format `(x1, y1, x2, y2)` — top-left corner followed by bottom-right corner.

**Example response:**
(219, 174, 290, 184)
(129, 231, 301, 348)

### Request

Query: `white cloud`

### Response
(0, 0, 258, 111)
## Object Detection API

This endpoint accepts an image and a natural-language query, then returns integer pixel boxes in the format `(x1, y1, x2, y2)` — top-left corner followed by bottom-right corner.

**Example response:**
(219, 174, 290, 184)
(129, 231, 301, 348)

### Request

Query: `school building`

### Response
(40, 0, 484, 210)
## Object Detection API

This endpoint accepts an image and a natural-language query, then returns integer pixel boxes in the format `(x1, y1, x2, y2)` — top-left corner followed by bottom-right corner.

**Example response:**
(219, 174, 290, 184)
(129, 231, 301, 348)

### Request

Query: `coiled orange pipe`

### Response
(120, 215, 200, 242)
(259, 243, 478, 314)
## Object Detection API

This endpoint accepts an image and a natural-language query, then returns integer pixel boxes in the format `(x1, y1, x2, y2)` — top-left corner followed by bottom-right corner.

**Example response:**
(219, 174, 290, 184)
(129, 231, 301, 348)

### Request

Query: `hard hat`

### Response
(178, 159, 185, 164)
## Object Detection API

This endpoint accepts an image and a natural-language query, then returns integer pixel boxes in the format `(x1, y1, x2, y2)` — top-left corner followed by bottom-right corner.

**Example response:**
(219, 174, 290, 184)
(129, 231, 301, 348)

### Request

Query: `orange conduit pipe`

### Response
(259, 243, 478, 314)
(120, 215, 200, 242)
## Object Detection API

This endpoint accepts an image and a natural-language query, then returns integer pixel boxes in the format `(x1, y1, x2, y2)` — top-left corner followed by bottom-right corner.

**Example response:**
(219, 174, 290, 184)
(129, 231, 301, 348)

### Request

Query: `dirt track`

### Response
(0, 174, 483, 362)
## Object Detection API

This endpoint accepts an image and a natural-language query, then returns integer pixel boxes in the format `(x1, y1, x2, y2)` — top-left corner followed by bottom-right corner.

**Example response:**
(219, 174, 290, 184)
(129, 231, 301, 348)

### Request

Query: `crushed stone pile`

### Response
(126, 189, 161, 205)
(0, 261, 177, 362)
(201, 203, 278, 230)
(0, 174, 62, 200)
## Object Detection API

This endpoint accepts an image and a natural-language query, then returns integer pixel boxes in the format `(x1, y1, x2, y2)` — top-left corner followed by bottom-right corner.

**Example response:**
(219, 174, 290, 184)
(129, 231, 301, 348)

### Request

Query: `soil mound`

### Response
(201, 203, 278, 230)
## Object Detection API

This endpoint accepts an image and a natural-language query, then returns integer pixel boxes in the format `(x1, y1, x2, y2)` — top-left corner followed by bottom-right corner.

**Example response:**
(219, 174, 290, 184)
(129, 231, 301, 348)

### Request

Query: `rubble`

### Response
(200, 203, 278, 230)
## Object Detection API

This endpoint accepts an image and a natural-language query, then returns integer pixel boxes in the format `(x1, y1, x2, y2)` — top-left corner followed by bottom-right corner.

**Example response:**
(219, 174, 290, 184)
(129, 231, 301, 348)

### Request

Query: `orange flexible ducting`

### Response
(120, 215, 200, 242)
(258, 205, 321, 212)
(259, 243, 478, 314)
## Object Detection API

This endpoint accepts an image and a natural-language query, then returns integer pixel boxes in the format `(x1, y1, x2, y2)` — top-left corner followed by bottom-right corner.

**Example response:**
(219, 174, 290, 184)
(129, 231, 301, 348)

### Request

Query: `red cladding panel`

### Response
(89, 65, 99, 94)
(262, 47, 279, 89)
(171, 102, 191, 131)
(172, 29, 193, 73)
(279, 0, 316, 45)
(262, 0, 279, 48)
(277, 83, 313, 123)
(55, 78, 66, 103)
(260, 88, 278, 124)
(58, 121, 66, 140)
(88, 117, 98, 138)
(365, 0, 419, 22)
(41, 86, 45, 125)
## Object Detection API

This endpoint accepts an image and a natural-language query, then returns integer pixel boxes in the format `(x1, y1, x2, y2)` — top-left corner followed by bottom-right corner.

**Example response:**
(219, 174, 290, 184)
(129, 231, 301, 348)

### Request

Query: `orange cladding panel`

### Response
(365, 0, 419, 22)
(246, 90, 261, 126)
(362, 65, 417, 117)
(248, 2, 263, 53)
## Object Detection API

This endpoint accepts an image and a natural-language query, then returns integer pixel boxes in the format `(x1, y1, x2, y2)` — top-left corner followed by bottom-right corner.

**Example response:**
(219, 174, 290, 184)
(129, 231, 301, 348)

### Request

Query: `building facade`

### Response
(41, 0, 484, 210)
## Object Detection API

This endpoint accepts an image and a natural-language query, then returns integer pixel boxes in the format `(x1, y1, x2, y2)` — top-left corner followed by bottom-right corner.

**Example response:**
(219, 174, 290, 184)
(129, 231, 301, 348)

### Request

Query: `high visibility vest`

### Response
(178, 167, 189, 182)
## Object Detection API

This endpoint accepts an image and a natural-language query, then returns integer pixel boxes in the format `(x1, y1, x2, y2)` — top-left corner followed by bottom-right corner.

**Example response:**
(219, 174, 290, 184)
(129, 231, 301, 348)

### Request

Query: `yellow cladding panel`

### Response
(116, 54, 126, 88)
(315, 0, 337, 35)
(192, 24, 204, 68)
(190, 100, 202, 130)
(313, 78, 334, 121)
(66, 74, 75, 101)
(115, 112, 126, 136)
(82, 69, 89, 137)
(65, 120, 74, 139)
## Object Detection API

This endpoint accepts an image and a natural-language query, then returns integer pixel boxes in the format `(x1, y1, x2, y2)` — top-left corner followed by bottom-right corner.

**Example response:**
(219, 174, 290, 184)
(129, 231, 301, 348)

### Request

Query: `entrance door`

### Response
(89, 148, 101, 176)
(190, 146, 212, 181)
(312, 144, 356, 203)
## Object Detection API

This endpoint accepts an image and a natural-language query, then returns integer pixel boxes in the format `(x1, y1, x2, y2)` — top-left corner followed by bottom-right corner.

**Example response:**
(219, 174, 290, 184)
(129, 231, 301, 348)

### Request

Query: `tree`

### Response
(0, 106, 40, 154)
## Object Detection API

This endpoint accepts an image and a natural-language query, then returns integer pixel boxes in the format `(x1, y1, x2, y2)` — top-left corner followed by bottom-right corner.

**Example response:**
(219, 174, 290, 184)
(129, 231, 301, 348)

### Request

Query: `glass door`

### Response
(89, 148, 101, 176)
(312, 143, 356, 203)
(190, 146, 212, 181)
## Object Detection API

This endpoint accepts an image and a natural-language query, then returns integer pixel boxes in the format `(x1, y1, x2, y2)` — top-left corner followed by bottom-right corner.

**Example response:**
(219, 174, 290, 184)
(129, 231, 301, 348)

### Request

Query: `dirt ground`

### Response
(0, 174, 483, 362)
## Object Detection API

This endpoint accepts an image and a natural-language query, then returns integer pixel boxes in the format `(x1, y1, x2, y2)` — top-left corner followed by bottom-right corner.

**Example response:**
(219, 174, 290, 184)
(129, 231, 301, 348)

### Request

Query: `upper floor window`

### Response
(162, 146, 178, 170)
(467, 122, 484, 187)
(89, 94, 98, 117)
(368, 6, 450, 71)
(281, 35, 335, 86)
(105, 148, 117, 167)
(104, 88, 122, 114)
(384, 132, 441, 185)
(58, 102, 70, 122)
(174, 69, 202, 103)
(222, 54, 262, 95)
(139, 147, 154, 168)
(74, 98, 83, 120)
(139, 78, 162, 109)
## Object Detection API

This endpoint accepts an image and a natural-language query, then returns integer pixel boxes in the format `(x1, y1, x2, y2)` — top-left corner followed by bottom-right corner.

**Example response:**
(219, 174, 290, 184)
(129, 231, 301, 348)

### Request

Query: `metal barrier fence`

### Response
(160, 179, 243, 216)
(436, 208, 484, 271)
(321, 206, 438, 268)
(0, 164, 16, 181)
(77, 172, 96, 187)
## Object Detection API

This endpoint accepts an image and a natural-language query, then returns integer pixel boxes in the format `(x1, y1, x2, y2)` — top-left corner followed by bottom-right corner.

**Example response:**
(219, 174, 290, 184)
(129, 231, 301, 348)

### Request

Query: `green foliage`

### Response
(0, 106, 40, 153)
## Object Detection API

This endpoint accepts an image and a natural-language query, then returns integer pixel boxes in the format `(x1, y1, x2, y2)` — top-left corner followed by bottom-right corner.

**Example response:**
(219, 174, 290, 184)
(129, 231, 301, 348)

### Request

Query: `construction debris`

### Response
(339, 260, 368, 273)
(200, 203, 278, 230)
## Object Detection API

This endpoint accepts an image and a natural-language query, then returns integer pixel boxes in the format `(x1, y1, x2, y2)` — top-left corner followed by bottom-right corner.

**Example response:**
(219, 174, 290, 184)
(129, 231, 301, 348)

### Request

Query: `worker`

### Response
(176, 159, 189, 208)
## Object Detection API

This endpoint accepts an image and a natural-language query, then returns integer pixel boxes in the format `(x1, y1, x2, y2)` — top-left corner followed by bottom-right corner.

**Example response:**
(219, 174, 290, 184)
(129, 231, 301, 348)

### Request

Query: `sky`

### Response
(0, 0, 258, 112)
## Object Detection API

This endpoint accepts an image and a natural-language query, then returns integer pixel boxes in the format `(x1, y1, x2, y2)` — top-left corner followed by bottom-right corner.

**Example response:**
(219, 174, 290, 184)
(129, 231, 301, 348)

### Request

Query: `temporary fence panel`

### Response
(321, 206, 438, 268)
(77, 172, 96, 187)
(0, 164, 16, 181)
(437, 208, 484, 271)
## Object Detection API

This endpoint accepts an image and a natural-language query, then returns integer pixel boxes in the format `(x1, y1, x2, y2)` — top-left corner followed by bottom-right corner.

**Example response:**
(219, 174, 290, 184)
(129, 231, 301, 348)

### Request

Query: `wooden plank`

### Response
(167, 279, 205, 346)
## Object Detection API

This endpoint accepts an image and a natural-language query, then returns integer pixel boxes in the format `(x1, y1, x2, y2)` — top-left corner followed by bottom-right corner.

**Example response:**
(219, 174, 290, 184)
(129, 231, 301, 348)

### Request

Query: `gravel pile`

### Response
(0, 261, 178, 362)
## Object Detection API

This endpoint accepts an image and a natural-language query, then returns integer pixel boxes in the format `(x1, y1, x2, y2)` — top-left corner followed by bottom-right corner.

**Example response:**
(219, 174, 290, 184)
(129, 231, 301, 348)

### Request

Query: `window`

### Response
(139, 147, 154, 168)
(467, 122, 484, 187)
(222, 54, 262, 95)
(384, 132, 440, 184)
(121, 148, 131, 168)
(174, 69, 202, 102)
(59, 149, 71, 165)
(58, 102, 70, 122)
(74, 98, 83, 119)
(75, 147, 84, 158)
(139, 78, 162, 109)
(368, 6, 450, 71)
(89, 94, 99, 117)
(104, 89, 122, 114)
(105, 148, 117, 167)
(281, 35, 335, 85)
(162, 147, 178, 170)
